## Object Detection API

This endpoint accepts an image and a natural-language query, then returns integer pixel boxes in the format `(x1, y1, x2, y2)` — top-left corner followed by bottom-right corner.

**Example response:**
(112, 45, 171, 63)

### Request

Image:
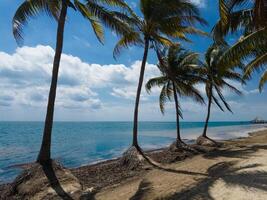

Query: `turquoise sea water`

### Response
(0, 121, 266, 183)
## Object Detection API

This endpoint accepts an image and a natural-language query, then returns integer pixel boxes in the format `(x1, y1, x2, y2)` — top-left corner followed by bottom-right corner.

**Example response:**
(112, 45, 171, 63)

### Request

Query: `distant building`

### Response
(250, 117, 267, 124)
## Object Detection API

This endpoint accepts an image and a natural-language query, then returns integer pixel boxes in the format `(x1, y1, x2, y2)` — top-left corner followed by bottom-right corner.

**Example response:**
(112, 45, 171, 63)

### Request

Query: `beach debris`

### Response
(7, 160, 82, 200)
(169, 140, 198, 154)
(120, 146, 148, 170)
(196, 136, 220, 147)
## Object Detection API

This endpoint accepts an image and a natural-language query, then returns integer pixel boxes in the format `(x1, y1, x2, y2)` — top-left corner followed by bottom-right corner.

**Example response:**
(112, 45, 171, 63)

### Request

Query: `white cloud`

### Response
(0, 45, 265, 121)
(111, 87, 137, 99)
(0, 45, 159, 112)
(190, 0, 206, 8)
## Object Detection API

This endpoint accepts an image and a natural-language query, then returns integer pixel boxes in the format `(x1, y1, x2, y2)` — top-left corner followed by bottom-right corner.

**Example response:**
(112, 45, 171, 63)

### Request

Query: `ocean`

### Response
(0, 121, 266, 183)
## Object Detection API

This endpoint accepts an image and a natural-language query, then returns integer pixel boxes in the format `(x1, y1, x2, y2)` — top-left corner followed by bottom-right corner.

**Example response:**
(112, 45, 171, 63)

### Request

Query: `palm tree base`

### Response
(196, 136, 221, 147)
(120, 145, 148, 170)
(169, 140, 198, 153)
(36, 157, 52, 166)
(8, 160, 83, 199)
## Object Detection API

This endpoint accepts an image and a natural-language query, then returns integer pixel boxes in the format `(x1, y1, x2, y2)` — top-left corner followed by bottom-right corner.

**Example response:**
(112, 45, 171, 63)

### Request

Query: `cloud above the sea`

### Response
(0, 45, 160, 114)
(0, 45, 265, 121)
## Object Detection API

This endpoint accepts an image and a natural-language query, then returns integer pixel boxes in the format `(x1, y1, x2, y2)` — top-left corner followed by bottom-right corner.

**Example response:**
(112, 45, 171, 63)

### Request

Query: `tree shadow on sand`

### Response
(203, 144, 267, 160)
(6, 161, 79, 200)
(42, 163, 74, 200)
(143, 154, 208, 177)
(162, 161, 267, 200)
(129, 179, 152, 200)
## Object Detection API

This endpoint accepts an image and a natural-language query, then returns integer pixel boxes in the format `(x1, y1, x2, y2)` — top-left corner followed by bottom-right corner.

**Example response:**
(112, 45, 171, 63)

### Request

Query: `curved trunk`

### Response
(132, 38, 149, 147)
(173, 82, 181, 142)
(202, 86, 213, 137)
(37, 1, 68, 164)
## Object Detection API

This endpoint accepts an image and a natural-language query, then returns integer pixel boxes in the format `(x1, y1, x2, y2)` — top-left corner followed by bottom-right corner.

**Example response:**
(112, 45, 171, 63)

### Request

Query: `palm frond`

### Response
(214, 85, 233, 113)
(222, 80, 243, 95)
(113, 32, 142, 58)
(145, 76, 167, 93)
(244, 52, 267, 79)
(13, 0, 60, 44)
(159, 85, 168, 114)
(212, 95, 224, 111)
(86, 0, 133, 37)
(74, 0, 104, 43)
(259, 70, 267, 92)
(218, 28, 267, 70)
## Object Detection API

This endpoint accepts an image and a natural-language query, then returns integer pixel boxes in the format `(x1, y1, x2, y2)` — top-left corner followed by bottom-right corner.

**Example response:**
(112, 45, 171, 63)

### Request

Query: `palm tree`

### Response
(214, 0, 267, 40)
(13, 0, 132, 165)
(213, 0, 267, 91)
(114, 0, 207, 167)
(198, 44, 243, 145)
(146, 44, 204, 149)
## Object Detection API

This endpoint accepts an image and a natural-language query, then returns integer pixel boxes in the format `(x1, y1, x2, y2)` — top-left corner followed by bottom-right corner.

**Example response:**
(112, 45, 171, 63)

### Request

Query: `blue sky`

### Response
(0, 0, 266, 121)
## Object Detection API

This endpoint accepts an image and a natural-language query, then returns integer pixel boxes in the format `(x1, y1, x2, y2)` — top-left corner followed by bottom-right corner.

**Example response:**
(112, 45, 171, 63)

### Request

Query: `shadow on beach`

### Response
(128, 144, 267, 200)
(42, 163, 74, 200)
(162, 162, 267, 200)
(129, 161, 267, 200)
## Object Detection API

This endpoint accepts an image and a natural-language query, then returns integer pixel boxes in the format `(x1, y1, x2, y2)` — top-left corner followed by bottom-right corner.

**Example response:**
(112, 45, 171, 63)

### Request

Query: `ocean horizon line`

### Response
(0, 120, 252, 123)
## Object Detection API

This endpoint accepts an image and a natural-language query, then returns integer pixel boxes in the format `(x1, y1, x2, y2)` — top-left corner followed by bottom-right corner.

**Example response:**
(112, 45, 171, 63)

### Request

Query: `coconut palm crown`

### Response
(13, 0, 133, 44)
(200, 44, 244, 138)
(213, 0, 267, 40)
(212, 0, 267, 92)
(146, 44, 205, 147)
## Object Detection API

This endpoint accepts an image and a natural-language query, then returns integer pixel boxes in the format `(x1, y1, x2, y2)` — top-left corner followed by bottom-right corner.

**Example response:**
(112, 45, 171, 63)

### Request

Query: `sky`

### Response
(0, 0, 266, 122)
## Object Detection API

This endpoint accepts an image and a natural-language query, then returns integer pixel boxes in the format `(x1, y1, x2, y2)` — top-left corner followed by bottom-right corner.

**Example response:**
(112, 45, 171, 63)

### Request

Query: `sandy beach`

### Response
(1, 129, 267, 199)
(89, 129, 267, 200)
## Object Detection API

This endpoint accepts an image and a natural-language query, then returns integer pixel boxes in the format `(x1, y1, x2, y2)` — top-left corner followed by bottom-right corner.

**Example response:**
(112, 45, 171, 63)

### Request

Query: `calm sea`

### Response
(0, 121, 266, 183)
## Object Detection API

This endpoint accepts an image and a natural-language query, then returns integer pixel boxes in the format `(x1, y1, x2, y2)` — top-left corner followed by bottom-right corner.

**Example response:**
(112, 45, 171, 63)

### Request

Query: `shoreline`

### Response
(1, 128, 267, 199)
(71, 125, 267, 169)
(1, 125, 267, 185)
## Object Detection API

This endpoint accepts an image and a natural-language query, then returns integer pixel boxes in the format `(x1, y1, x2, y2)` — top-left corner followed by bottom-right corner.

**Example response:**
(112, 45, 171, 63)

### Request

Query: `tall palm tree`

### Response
(213, 0, 267, 91)
(199, 44, 243, 143)
(146, 44, 204, 149)
(13, 0, 132, 165)
(114, 0, 207, 165)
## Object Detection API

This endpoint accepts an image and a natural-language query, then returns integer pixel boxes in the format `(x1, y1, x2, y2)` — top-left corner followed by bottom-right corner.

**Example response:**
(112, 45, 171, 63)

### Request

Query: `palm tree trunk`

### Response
(132, 38, 149, 147)
(173, 82, 181, 142)
(202, 87, 212, 138)
(37, 1, 68, 164)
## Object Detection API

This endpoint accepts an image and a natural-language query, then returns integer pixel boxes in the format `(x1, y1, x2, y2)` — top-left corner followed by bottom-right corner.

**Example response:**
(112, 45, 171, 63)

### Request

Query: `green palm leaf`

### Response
(259, 70, 267, 92)
(13, 0, 60, 43)
(74, 0, 104, 43)
(146, 44, 204, 115)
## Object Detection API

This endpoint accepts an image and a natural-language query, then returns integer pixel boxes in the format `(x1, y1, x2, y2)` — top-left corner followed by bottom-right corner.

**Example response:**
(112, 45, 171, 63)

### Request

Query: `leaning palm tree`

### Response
(13, 0, 132, 165)
(146, 44, 204, 150)
(114, 0, 207, 168)
(197, 44, 243, 146)
(213, 0, 267, 91)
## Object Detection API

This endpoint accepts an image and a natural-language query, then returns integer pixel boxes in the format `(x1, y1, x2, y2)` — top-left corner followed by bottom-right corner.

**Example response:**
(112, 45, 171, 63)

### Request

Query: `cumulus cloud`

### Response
(0, 45, 159, 111)
(0, 45, 264, 121)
